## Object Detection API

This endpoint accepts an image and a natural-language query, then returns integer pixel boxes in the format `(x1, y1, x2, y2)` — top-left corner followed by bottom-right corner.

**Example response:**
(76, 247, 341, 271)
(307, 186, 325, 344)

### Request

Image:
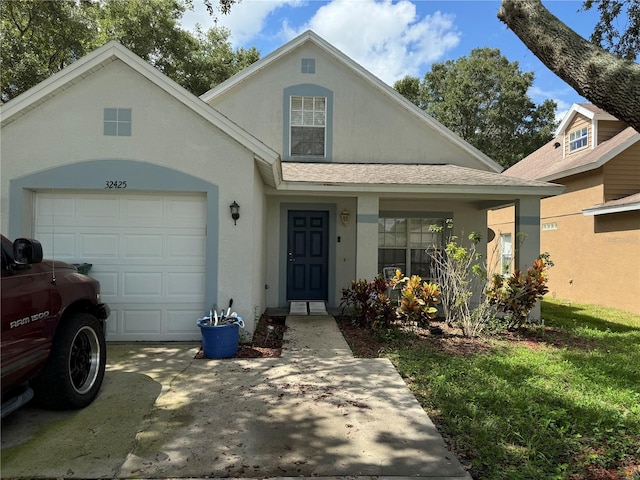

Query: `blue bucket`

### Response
(197, 317, 243, 359)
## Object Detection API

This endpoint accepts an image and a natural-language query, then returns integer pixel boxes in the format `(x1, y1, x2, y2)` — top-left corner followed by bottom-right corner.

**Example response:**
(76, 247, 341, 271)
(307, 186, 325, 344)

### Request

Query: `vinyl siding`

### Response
(603, 142, 640, 201)
(597, 120, 627, 144)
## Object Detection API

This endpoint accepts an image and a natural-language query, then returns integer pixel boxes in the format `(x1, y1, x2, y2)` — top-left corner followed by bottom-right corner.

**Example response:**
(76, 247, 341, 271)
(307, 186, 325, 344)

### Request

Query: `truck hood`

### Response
(42, 259, 79, 271)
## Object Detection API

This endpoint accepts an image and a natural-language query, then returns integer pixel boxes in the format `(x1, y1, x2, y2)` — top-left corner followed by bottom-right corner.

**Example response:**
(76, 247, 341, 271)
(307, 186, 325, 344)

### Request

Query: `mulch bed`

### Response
(196, 313, 589, 360)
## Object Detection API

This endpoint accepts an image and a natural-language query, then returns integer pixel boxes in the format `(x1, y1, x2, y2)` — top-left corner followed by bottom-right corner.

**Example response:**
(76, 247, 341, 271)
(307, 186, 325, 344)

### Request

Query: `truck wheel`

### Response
(32, 312, 106, 410)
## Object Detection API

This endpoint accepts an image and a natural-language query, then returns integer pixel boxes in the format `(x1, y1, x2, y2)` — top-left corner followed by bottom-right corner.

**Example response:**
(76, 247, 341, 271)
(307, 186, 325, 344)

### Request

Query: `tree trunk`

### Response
(498, 0, 640, 132)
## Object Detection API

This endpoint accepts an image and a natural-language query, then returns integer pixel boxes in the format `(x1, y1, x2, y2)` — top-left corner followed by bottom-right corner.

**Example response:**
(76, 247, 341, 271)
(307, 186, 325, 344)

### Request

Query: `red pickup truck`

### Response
(1, 235, 110, 417)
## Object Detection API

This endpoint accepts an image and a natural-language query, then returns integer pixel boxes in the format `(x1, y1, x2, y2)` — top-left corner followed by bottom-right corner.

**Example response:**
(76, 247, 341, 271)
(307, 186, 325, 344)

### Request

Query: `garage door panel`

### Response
(122, 309, 163, 334)
(35, 195, 77, 226)
(167, 234, 206, 259)
(79, 234, 120, 258)
(123, 198, 164, 226)
(33, 231, 77, 258)
(79, 198, 120, 226)
(123, 234, 164, 259)
(167, 272, 206, 296)
(123, 272, 163, 296)
(34, 192, 207, 341)
(167, 197, 207, 227)
(167, 310, 204, 334)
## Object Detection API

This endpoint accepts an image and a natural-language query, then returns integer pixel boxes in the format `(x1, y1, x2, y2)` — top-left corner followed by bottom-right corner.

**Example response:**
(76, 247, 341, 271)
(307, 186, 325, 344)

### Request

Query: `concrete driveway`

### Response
(1, 316, 470, 479)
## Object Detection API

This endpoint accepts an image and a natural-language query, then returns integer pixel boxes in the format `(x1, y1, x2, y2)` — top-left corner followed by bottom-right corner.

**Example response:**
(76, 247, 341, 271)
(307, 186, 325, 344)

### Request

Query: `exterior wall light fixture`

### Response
(340, 209, 350, 226)
(230, 201, 240, 225)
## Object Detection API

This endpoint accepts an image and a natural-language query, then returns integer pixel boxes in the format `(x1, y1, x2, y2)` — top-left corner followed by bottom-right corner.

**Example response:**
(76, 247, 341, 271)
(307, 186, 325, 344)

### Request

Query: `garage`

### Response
(34, 191, 207, 341)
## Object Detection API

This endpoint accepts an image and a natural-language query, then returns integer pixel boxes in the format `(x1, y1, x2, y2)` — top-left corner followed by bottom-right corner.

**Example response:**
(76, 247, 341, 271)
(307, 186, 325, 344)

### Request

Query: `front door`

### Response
(286, 210, 329, 301)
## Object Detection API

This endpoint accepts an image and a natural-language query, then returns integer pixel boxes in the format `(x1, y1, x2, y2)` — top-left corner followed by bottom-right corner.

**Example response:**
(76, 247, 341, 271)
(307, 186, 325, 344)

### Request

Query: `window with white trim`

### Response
(290, 96, 325, 157)
(569, 127, 588, 152)
(378, 217, 446, 280)
(500, 233, 512, 275)
(104, 108, 132, 136)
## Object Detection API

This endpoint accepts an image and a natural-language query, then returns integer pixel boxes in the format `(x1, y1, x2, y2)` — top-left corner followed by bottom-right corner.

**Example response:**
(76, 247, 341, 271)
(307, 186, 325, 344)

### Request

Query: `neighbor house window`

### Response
(378, 217, 446, 281)
(569, 127, 588, 152)
(104, 108, 131, 136)
(500, 233, 512, 275)
(290, 96, 325, 156)
(301, 58, 316, 74)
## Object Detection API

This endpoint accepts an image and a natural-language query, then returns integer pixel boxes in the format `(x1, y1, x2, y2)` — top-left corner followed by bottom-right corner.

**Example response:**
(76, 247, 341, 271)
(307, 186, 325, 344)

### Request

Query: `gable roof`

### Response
(505, 126, 639, 182)
(555, 102, 618, 136)
(0, 41, 282, 188)
(201, 30, 503, 174)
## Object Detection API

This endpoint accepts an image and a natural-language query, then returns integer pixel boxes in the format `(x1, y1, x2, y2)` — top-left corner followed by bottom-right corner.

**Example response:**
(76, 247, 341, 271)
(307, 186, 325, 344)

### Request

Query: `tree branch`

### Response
(498, 0, 640, 132)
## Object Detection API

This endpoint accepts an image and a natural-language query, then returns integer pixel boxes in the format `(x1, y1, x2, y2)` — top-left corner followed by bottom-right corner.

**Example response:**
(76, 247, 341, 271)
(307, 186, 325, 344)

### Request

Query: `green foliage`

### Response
(340, 276, 395, 331)
(381, 300, 640, 480)
(0, 0, 259, 102)
(486, 253, 554, 330)
(583, 0, 640, 60)
(390, 270, 441, 327)
(393, 48, 557, 168)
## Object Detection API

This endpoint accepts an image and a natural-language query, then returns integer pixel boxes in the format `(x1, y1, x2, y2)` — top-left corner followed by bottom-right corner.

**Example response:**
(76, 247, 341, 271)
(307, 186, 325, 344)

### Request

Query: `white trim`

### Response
(555, 103, 617, 136)
(0, 41, 281, 183)
(583, 202, 640, 216)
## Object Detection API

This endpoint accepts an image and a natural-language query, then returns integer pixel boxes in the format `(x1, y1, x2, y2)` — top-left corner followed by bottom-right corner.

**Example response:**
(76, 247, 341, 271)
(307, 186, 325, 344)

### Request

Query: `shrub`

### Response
(340, 276, 395, 330)
(486, 253, 553, 329)
(390, 270, 441, 327)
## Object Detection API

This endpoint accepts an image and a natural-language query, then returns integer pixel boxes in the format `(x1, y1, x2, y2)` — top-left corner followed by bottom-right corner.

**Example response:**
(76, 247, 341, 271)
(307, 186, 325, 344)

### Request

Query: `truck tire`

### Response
(32, 312, 106, 410)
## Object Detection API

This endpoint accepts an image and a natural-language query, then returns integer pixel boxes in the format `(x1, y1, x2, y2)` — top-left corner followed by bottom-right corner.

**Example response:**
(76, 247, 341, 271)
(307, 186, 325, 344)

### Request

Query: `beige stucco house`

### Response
(1, 31, 562, 340)
(488, 103, 640, 314)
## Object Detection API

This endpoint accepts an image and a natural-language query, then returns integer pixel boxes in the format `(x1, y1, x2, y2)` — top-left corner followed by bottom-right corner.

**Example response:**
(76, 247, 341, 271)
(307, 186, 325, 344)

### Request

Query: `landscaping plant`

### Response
(486, 252, 553, 330)
(430, 231, 489, 336)
(340, 276, 395, 330)
(390, 270, 441, 327)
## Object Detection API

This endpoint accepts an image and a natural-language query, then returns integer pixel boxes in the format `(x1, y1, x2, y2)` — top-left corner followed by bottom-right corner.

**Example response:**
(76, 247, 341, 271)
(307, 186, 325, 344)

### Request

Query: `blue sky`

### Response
(182, 0, 602, 120)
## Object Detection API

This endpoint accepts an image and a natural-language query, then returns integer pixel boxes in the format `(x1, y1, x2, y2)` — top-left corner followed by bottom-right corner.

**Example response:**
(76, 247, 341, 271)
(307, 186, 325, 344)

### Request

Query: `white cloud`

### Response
(183, 0, 461, 85)
(283, 0, 460, 84)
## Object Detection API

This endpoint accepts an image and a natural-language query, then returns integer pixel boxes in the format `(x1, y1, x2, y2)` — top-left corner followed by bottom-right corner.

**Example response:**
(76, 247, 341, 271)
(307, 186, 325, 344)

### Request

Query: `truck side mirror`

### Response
(13, 238, 43, 265)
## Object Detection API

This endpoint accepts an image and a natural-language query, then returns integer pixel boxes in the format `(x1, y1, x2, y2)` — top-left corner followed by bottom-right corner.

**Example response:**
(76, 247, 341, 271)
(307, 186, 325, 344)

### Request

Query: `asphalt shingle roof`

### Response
(504, 127, 639, 181)
(281, 162, 557, 188)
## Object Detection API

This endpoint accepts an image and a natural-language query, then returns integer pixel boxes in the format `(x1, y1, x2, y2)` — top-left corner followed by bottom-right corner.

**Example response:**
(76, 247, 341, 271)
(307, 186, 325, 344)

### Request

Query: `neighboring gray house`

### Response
(0, 31, 562, 340)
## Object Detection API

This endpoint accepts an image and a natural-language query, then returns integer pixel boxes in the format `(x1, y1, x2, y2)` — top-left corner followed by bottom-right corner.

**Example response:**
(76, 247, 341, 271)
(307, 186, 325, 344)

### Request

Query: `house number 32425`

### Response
(105, 180, 127, 189)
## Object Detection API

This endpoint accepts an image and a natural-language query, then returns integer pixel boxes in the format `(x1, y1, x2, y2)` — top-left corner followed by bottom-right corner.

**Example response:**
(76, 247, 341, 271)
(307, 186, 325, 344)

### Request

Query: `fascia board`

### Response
(555, 103, 593, 135)
(0, 41, 280, 165)
(540, 134, 640, 182)
(273, 182, 564, 197)
(1, 41, 122, 126)
(583, 202, 640, 216)
(200, 32, 311, 102)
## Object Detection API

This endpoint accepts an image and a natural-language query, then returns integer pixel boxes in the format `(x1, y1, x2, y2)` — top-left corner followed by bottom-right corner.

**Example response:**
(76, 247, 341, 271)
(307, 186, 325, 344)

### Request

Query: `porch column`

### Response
(515, 197, 542, 321)
(355, 194, 379, 280)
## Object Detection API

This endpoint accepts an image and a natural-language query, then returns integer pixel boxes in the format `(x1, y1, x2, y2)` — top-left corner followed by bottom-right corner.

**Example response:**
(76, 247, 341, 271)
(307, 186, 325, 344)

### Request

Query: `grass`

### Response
(356, 299, 640, 480)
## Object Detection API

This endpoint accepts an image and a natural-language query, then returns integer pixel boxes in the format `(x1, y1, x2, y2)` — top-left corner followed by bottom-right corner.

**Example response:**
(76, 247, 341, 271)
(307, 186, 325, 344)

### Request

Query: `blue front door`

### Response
(286, 210, 329, 301)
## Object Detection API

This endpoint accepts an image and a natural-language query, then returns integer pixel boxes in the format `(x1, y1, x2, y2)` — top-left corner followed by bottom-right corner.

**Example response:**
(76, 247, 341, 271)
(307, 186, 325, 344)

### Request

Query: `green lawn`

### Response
(370, 299, 640, 479)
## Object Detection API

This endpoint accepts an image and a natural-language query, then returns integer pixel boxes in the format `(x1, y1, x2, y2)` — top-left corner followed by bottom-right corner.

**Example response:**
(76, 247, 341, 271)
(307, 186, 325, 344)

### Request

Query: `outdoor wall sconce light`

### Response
(340, 209, 350, 226)
(230, 201, 240, 225)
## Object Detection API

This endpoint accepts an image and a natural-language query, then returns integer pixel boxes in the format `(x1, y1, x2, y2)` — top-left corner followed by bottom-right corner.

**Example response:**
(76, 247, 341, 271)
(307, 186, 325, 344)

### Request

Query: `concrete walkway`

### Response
(1, 316, 471, 479)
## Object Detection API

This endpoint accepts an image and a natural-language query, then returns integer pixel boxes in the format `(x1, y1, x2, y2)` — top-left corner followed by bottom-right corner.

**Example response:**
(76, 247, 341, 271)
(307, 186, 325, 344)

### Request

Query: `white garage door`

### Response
(34, 192, 207, 341)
